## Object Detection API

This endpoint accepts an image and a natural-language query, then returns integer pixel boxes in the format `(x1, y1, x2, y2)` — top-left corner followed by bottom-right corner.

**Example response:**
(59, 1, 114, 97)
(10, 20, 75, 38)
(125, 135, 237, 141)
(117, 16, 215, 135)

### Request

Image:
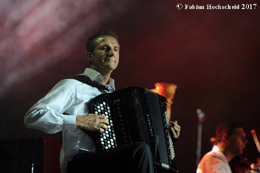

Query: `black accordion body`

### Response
(87, 86, 176, 172)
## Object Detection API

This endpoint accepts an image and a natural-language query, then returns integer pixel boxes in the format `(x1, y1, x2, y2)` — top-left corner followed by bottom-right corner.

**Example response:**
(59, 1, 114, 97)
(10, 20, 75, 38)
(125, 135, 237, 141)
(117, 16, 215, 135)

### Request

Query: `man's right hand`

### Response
(76, 114, 109, 133)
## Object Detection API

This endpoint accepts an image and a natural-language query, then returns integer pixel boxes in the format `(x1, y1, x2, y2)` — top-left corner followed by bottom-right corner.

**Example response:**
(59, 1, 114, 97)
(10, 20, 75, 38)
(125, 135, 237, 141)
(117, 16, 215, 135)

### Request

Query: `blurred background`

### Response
(0, 0, 260, 172)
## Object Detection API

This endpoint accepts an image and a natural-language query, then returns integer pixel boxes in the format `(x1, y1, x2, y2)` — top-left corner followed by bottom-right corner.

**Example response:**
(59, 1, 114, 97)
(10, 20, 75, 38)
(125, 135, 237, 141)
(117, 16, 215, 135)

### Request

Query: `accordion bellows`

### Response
(87, 86, 175, 170)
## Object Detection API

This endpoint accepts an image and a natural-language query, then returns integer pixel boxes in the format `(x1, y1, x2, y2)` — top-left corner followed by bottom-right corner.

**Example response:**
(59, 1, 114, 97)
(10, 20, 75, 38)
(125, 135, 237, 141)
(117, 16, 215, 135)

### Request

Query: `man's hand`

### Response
(170, 120, 181, 138)
(76, 113, 109, 133)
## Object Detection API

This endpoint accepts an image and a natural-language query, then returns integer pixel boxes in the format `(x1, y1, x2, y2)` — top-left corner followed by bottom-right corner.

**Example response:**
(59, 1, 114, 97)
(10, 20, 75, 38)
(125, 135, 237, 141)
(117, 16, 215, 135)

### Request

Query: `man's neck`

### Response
(101, 73, 111, 85)
(90, 67, 112, 85)
(223, 151, 235, 162)
(217, 143, 235, 162)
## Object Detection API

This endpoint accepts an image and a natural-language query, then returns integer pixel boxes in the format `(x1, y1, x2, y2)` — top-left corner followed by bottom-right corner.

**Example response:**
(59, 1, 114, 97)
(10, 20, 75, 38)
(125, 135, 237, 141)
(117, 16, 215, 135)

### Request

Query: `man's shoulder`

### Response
(51, 78, 85, 91)
(56, 78, 78, 86)
(200, 150, 227, 165)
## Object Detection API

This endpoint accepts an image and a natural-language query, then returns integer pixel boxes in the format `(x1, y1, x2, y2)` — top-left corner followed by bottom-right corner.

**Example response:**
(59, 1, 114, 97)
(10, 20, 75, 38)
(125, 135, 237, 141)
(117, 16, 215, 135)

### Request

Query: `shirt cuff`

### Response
(63, 114, 76, 129)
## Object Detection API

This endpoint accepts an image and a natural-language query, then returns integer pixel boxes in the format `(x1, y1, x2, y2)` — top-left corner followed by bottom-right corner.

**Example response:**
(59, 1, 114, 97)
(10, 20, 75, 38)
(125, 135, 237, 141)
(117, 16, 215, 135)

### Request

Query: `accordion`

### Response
(87, 86, 176, 172)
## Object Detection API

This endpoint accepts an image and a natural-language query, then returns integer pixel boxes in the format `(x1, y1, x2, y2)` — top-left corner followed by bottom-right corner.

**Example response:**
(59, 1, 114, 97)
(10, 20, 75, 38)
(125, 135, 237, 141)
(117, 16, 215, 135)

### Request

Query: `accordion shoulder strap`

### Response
(71, 75, 109, 91)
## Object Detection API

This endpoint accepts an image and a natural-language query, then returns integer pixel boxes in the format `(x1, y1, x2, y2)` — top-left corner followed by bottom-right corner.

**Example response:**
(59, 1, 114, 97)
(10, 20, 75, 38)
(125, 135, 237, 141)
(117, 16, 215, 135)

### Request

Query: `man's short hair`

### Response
(86, 29, 119, 54)
(215, 121, 243, 142)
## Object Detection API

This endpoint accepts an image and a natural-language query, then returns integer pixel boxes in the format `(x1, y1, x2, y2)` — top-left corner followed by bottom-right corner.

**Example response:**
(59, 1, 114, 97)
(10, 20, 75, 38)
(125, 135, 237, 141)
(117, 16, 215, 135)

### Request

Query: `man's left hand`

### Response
(170, 120, 181, 138)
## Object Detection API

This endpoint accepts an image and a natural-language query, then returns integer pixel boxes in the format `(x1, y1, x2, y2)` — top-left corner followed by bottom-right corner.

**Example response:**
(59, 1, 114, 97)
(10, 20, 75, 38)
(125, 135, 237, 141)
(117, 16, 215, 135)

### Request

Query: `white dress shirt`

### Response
(196, 145, 232, 173)
(24, 68, 115, 173)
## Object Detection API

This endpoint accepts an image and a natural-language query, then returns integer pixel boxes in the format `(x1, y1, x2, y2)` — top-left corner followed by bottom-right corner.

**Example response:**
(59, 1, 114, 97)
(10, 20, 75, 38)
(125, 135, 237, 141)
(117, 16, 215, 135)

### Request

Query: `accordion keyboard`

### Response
(93, 101, 117, 150)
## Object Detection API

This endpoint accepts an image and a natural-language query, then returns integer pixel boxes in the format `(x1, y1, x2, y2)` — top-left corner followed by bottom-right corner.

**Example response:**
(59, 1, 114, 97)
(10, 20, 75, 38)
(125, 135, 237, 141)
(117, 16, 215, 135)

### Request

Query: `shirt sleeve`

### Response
(24, 79, 77, 134)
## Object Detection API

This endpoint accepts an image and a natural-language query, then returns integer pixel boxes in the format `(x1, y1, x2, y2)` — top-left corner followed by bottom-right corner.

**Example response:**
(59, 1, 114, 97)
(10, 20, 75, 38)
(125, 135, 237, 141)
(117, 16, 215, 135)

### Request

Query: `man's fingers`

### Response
(76, 114, 110, 132)
(169, 120, 181, 138)
(98, 117, 109, 125)
(91, 114, 109, 132)
(99, 123, 108, 130)
(171, 127, 176, 135)
(92, 123, 108, 133)
(170, 120, 181, 129)
(173, 125, 180, 131)
(97, 114, 107, 119)
(97, 115, 109, 125)
(171, 126, 180, 138)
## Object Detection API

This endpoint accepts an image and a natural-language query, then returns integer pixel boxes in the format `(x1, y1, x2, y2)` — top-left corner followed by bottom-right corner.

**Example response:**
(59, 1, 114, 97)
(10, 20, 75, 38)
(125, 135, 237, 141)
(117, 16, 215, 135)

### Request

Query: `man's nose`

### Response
(107, 49, 114, 57)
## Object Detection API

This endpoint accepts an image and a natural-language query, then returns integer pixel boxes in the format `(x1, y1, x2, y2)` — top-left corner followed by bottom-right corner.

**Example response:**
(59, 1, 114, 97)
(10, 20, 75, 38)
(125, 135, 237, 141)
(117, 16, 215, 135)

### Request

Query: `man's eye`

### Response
(101, 46, 107, 50)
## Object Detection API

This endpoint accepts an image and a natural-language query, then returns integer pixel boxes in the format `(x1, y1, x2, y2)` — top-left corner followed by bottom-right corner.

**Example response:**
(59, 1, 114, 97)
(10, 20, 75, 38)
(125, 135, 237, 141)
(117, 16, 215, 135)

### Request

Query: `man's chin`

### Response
(238, 149, 244, 155)
(103, 65, 118, 72)
(107, 64, 118, 70)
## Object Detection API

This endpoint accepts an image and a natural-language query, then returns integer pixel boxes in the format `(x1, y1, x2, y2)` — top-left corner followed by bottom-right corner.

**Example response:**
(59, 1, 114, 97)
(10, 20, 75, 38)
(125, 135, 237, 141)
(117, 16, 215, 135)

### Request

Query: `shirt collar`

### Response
(82, 68, 115, 91)
(212, 145, 226, 158)
(212, 145, 221, 153)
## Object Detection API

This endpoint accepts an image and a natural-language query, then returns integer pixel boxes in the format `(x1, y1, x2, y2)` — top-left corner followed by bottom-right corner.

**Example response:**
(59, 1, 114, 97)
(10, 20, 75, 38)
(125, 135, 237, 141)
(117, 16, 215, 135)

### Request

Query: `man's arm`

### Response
(24, 79, 109, 134)
(24, 79, 77, 134)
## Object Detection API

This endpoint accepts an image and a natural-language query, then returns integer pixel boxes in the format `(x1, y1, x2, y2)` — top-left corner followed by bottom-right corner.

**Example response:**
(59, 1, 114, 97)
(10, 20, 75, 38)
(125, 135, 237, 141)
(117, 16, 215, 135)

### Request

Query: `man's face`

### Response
(88, 36, 120, 73)
(227, 128, 248, 155)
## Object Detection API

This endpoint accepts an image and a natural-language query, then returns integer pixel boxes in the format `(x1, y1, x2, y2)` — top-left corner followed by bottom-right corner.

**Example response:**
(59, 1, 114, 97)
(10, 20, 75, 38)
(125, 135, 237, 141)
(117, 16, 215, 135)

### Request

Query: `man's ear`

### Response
(222, 133, 230, 145)
(87, 52, 93, 62)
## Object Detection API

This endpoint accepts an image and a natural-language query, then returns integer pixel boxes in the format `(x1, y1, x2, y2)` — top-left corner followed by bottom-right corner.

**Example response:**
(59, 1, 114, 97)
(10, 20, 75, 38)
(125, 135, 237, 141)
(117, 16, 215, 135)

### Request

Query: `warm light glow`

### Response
(251, 129, 260, 154)
(150, 82, 177, 120)
(250, 163, 256, 170)
(196, 169, 202, 173)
